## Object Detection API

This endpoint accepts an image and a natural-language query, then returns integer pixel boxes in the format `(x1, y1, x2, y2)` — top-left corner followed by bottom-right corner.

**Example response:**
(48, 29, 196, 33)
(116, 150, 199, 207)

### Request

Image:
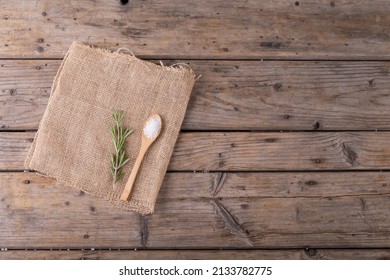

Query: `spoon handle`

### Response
(120, 142, 149, 201)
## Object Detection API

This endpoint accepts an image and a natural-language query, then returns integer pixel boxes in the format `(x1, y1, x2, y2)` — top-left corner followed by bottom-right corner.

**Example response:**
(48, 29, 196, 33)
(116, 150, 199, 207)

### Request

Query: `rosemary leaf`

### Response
(119, 158, 130, 168)
(124, 129, 132, 139)
(109, 111, 132, 188)
(119, 150, 125, 164)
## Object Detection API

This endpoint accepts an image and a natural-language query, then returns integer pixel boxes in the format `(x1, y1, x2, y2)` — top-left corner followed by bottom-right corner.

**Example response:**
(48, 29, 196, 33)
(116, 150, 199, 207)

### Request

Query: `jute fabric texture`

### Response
(25, 42, 196, 214)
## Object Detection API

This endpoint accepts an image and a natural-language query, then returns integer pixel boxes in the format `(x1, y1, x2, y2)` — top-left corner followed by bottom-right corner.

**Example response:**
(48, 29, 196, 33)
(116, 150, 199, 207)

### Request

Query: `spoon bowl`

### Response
(142, 114, 162, 144)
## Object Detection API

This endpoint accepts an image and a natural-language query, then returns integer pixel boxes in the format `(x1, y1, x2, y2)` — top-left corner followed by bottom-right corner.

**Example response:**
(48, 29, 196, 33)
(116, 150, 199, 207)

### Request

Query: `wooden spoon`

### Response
(120, 114, 162, 201)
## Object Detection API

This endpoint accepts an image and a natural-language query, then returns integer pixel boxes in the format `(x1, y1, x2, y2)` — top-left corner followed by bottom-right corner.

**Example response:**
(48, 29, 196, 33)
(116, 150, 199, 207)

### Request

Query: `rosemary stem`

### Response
(110, 111, 132, 189)
(114, 121, 120, 182)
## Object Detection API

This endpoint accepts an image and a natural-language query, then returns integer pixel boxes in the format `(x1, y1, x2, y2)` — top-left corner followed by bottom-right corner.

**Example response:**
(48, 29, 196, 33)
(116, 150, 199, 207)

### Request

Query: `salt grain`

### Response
(143, 117, 161, 139)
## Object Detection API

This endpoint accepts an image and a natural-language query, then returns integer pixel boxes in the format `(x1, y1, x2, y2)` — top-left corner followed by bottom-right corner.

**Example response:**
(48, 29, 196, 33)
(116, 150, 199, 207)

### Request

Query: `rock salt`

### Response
(143, 117, 161, 139)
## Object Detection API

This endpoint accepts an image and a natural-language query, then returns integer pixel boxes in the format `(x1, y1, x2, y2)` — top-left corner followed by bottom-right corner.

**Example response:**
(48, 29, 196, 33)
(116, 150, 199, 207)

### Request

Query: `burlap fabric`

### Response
(25, 42, 196, 214)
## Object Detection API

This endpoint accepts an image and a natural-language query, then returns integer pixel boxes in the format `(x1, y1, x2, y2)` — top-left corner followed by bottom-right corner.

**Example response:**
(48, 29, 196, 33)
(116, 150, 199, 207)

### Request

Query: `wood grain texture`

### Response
(149, 197, 390, 248)
(1, 1, 390, 59)
(2, 60, 390, 131)
(1, 172, 390, 249)
(1, 249, 390, 260)
(0, 61, 53, 130)
(172, 132, 390, 171)
(0, 173, 141, 248)
(0, 133, 33, 170)
(3, 132, 390, 171)
(2, 0, 390, 260)
(3, 171, 390, 203)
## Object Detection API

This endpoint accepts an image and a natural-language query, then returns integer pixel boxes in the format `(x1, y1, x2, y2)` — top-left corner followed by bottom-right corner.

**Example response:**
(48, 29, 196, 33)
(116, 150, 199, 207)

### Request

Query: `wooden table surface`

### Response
(1, 0, 390, 260)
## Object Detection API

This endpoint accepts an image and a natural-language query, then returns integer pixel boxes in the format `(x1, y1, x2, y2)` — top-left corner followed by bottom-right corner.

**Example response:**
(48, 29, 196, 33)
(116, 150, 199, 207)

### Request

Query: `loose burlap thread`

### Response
(25, 42, 196, 214)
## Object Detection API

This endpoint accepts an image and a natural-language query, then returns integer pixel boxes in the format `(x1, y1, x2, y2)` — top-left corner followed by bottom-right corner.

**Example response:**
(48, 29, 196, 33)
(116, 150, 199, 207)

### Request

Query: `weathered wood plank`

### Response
(0, 61, 53, 130)
(1, 172, 390, 248)
(171, 132, 390, 171)
(2, 60, 390, 131)
(0, 133, 32, 170)
(2, 132, 390, 171)
(1, 249, 390, 260)
(3, 171, 390, 202)
(148, 197, 390, 248)
(0, 172, 141, 248)
(160, 171, 390, 200)
(3, 171, 390, 201)
(1, 1, 390, 59)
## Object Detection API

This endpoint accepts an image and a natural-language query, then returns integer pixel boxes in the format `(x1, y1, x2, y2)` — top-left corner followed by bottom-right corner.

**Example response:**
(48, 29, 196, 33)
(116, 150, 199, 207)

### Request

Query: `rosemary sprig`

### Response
(109, 111, 132, 187)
